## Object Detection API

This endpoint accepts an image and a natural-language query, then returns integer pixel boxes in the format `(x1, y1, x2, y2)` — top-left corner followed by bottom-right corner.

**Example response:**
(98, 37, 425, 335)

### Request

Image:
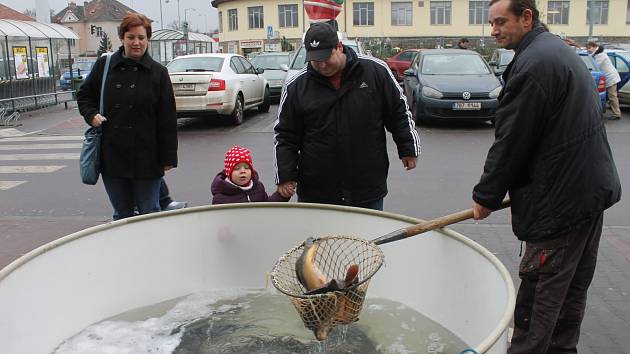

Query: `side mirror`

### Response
(280, 64, 289, 72)
(256, 67, 265, 74)
(403, 69, 415, 77)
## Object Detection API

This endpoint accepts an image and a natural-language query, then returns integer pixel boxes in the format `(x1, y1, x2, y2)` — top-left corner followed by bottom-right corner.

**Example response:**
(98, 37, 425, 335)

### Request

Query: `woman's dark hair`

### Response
(489, 0, 540, 25)
(118, 13, 152, 40)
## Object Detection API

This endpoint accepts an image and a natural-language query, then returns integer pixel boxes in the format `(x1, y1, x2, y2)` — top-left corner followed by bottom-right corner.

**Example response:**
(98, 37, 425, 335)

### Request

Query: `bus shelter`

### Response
(0, 19, 78, 116)
(150, 29, 215, 65)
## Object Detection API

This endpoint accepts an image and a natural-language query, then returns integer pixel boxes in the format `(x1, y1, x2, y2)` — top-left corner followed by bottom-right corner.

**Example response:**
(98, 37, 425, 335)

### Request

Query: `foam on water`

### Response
(54, 289, 469, 354)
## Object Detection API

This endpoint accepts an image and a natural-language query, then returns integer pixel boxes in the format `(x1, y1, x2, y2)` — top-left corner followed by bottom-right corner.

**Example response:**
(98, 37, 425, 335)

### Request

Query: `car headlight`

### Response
(489, 86, 502, 99)
(421, 86, 443, 99)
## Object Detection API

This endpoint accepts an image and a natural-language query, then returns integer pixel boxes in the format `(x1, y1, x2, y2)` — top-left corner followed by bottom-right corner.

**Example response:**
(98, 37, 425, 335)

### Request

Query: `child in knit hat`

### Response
(211, 145, 292, 204)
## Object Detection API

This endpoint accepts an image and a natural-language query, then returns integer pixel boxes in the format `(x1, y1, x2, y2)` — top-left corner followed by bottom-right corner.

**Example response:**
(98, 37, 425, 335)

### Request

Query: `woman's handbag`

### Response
(79, 53, 112, 185)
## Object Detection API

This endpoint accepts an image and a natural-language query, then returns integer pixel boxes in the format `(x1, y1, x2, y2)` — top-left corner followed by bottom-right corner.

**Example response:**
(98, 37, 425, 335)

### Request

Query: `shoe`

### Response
(164, 201, 187, 211)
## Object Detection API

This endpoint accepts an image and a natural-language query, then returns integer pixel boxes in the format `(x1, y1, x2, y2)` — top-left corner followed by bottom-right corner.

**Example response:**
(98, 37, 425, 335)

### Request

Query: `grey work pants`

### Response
(508, 212, 603, 354)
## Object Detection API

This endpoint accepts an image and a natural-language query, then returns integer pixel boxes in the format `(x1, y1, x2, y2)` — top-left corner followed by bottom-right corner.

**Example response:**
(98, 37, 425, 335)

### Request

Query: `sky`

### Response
(1, 0, 219, 33)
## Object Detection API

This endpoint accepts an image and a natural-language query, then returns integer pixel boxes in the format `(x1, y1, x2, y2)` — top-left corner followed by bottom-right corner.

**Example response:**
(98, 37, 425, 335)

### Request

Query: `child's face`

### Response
(231, 162, 252, 186)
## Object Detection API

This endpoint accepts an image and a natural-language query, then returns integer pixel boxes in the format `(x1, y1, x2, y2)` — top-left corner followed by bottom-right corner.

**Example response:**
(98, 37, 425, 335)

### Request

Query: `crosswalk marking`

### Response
(0, 135, 83, 142)
(0, 128, 25, 138)
(0, 153, 80, 161)
(0, 181, 27, 190)
(0, 165, 66, 173)
(0, 143, 82, 150)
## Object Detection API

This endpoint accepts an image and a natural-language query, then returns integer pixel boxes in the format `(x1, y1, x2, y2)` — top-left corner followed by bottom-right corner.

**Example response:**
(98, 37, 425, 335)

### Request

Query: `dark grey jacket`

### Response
(473, 25, 621, 242)
(77, 46, 177, 179)
(274, 46, 421, 204)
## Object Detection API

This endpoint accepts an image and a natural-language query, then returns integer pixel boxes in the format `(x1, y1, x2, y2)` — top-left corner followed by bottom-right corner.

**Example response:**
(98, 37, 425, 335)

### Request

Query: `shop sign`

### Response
(239, 40, 263, 49)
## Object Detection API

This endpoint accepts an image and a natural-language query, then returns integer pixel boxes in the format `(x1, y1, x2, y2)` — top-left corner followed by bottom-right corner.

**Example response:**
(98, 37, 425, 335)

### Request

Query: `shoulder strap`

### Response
(99, 53, 112, 114)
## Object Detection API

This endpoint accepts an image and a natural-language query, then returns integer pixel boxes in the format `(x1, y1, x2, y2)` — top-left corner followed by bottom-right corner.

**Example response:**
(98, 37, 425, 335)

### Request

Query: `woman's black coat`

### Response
(77, 46, 177, 179)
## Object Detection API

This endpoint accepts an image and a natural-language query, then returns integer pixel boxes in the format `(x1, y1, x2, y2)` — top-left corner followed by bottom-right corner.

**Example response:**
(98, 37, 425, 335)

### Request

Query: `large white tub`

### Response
(0, 204, 515, 353)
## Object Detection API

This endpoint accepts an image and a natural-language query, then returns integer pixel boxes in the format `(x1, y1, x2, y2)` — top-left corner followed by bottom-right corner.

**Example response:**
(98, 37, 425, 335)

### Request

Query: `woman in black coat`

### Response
(78, 13, 178, 220)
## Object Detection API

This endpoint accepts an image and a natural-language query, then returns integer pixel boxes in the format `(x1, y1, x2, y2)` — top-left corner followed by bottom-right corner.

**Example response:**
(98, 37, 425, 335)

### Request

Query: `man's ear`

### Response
(522, 9, 534, 29)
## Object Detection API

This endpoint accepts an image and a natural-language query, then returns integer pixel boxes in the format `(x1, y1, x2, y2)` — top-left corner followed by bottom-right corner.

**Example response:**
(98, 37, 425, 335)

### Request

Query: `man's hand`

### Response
(91, 113, 107, 127)
(277, 181, 296, 198)
(472, 201, 492, 220)
(401, 156, 417, 170)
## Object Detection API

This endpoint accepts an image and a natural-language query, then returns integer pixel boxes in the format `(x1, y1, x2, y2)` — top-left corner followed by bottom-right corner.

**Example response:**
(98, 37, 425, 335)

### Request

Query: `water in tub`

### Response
(54, 289, 469, 353)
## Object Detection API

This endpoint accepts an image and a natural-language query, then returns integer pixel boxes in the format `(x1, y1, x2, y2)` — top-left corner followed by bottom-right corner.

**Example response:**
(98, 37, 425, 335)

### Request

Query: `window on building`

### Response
(392, 2, 412, 26)
(547, 1, 570, 25)
(431, 1, 451, 25)
(353, 2, 374, 26)
(248, 6, 264, 29)
(218, 11, 223, 33)
(586, 0, 608, 24)
(469, 1, 488, 24)
(627, 0, 630, 23)
(279, 4, 298, 28)
(228, 9, 238, 31)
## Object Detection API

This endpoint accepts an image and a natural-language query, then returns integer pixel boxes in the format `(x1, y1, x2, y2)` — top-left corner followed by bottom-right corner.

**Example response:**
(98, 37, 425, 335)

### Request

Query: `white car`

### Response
(167, 53, 270, 125)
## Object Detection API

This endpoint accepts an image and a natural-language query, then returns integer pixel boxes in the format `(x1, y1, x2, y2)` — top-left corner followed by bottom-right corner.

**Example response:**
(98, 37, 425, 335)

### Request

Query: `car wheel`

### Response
(230, 95, 244, 125)
(258, 87, 270, 113)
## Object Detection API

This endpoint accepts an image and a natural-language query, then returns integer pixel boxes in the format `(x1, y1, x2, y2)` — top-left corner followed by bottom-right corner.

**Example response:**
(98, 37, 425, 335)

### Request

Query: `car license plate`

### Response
(175, 83, 195, 91)
(452, 102, 481, 110)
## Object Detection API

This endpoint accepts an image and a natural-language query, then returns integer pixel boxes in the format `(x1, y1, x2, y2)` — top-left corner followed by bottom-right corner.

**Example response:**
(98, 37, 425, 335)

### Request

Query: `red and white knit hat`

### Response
(224, 145, 254, 179)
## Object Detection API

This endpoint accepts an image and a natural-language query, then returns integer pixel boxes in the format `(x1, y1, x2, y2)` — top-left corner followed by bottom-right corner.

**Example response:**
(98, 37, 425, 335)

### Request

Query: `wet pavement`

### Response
(1, 102, 629, 353)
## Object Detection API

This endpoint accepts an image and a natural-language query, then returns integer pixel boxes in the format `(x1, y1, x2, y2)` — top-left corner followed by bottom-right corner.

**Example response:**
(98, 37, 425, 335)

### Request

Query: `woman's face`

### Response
(123, 25, 148, 59)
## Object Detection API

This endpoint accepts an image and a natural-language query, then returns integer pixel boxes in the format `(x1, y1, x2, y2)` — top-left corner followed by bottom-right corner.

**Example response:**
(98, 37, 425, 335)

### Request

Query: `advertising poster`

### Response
(12, 46, 29, 79)
(36, 47, 50, 78)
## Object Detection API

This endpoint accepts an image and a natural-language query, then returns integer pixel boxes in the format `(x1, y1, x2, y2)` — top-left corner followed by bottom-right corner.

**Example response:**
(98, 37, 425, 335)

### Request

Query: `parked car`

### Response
(167, 53, 269, 125)
(487, 49, 514, 78)
(59, 60, 95, 91)
(577, 51, 608, 113)
(282, 37, 365, 82)
(402, 49, 501, 123)
(250, 52, 292, 100)
(386, 49, 421, 82)
(604, 49, 630, 105)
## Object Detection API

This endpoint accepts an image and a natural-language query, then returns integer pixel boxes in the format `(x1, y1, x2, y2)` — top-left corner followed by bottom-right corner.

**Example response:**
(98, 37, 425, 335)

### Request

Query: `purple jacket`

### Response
(211, 171, 289, 204)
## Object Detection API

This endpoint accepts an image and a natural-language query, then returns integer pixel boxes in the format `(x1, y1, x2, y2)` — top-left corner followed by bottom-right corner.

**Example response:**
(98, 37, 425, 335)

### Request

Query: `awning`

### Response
(0, 19, 78, 39)
(150, 29, 214, 42)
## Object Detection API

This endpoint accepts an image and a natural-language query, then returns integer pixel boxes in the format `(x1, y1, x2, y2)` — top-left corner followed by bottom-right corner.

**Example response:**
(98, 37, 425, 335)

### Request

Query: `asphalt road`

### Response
(1, 102, 629, 353)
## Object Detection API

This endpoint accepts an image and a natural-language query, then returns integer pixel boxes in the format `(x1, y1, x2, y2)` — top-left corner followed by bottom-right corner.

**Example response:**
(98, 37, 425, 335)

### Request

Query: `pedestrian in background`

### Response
(78, 13, 178, 220)
(274, 22, 420, 211)
(587, 41, 622, 120)
(212, 145, 290, 204)
(457, 37, 470, 49)
(472, 1, 621, 353)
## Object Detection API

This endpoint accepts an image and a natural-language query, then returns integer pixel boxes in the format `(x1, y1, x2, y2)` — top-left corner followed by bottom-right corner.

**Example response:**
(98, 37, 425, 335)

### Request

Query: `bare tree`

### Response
(23, 9, 36, 18)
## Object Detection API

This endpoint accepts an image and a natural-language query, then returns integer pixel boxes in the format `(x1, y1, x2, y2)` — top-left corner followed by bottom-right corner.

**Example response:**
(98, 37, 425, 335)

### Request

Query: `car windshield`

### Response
(499, 52, 515, 66)
(75, 62, 94, 71)
(167, 57, 224, 73)
(251, 54, 290, 69)
(421, 54, 491, 75)
(580, 55, 596, 71)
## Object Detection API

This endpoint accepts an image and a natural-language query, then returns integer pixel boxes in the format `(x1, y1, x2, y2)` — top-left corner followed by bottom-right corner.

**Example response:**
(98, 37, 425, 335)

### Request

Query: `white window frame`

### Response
(547, 1, 570, 25)
(228, 9, 238, 31)
(587, 0, 609, 25)
(431, 1, 451, 25)
(391, 2, 413, 26)
(248, 6, 264, 29)
(279, 4, 298, 28)
(218, 11, 223, 33)
(469, 1, 488, 25)
(353, 2, 375, 26)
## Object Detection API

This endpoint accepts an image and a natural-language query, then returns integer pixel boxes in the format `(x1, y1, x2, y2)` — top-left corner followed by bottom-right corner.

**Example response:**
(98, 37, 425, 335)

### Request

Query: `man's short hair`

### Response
(489, 0, 540, 24)
(459, 38, 470, 43)
(586, 41, 599, 48)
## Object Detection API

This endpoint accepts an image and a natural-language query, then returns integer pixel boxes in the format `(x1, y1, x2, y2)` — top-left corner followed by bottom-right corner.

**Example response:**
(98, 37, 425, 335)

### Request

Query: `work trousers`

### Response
(508, 212, 603, 354)
(607, 85, 621, 117)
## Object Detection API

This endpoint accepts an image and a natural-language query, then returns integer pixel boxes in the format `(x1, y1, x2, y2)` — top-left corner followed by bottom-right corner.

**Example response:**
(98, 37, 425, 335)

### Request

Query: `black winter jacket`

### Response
(274, 46, 421, 204)
(473, 25, 621, 242)
(77, 46, 178, 179)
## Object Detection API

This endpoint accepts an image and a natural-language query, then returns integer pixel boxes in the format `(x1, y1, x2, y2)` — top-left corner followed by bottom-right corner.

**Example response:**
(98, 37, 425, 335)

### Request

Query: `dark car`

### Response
(59, 60, 95, 91)
(488, 49, 514, 78)
(250, 52, 291, 100)
(402, 49, 502, 123)
(386, 49, 421, 82)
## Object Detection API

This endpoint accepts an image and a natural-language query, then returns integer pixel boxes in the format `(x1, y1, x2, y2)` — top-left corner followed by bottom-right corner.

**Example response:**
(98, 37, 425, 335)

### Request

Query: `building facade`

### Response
(211, 0, 630, 54)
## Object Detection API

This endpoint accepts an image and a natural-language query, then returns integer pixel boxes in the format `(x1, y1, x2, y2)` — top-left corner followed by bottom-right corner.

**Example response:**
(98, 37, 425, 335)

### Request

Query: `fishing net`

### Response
(270, 235, 385, 340)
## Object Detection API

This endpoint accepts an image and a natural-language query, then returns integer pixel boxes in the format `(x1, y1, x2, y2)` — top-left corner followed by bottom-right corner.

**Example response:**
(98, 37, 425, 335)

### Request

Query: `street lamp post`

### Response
(165, 0, 182, 29)
(159, 0, 164, 30)
(587, 0, 594, 41)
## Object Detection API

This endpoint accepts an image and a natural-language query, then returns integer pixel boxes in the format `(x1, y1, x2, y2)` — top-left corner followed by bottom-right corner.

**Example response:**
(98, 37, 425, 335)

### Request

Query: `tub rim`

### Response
(0, 202, 515, 353)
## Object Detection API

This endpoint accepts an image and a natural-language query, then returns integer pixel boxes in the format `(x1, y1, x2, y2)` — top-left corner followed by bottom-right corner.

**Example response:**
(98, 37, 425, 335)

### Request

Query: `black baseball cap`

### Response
(304, 22, 340, 62)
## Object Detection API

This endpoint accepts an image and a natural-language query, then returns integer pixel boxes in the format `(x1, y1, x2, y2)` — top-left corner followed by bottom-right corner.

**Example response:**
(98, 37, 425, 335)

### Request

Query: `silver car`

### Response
(250, 52, 292, 100)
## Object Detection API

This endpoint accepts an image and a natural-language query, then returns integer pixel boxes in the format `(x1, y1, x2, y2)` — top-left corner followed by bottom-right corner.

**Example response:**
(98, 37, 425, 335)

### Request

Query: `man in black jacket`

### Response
(472, 1, 621, 353)
(273, 23, 420, 210)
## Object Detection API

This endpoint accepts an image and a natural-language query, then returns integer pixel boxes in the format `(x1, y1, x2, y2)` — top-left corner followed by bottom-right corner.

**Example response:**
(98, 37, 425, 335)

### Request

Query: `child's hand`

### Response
(277, 181, 296, 198)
